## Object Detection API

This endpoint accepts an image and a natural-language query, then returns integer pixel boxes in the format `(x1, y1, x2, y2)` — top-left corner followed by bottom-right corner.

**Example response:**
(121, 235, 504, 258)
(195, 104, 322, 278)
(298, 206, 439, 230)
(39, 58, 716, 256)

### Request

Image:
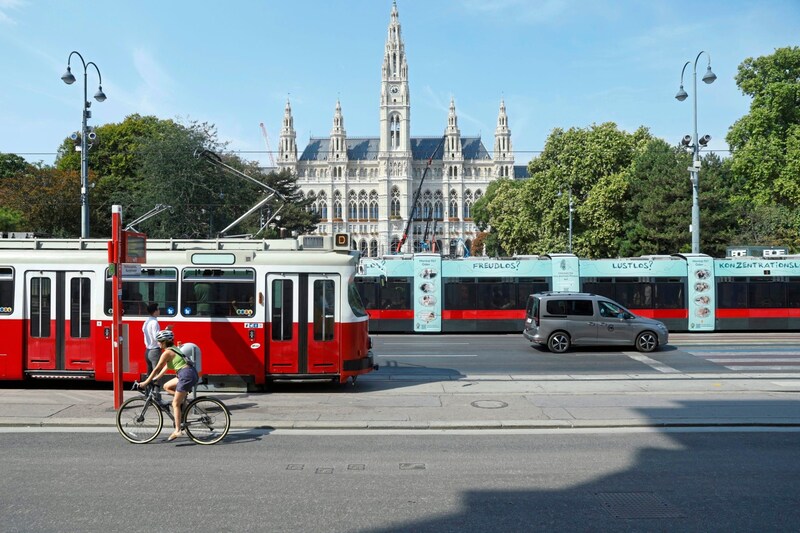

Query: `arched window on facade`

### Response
(433, 190, 443, 220)
(369, 190, 379, 220)
(333, 191, 342, 219)
(348, 190, 357, 220)
(390, 114, 401, 150)
(464, 189, 474, 219)
(390, 236, 400, 253)
(359, 239, 368, 255)
(422, 190, 432, 219)
(358, 190, 368, 220)
(390, 186, 401, 217)
(316, 192, 328, 220)
(449, 189, 458, 219)
(369, 239, 378, 258)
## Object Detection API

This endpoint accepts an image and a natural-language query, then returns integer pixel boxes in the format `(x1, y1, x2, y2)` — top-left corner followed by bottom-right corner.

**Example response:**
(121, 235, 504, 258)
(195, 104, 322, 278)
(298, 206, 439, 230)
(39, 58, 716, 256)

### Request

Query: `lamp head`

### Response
(61, 67, 76, 85)
(702, 65, 717, 84)
(681, 135, 692, 147)
(698, 134, 711, 147)
(675, 86, 688, 101)
(94, 86, 107, 102)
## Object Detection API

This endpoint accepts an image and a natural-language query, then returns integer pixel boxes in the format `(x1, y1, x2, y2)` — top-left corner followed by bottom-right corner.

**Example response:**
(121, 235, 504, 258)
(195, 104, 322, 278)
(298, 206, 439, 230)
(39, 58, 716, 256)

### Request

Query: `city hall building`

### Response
(276, 1, 524, 256)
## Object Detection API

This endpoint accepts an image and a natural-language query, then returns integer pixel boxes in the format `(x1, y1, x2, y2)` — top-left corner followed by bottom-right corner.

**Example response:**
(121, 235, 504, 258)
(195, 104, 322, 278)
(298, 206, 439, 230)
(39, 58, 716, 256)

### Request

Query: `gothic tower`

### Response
(379, 0, 410, 155)
(277, 99, 297, 166)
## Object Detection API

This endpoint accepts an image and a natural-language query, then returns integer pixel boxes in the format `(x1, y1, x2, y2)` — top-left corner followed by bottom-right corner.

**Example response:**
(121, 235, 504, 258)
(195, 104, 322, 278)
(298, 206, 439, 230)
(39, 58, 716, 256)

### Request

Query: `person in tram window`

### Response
(136, 329, 199, 441)
(194, 281, 212, 316)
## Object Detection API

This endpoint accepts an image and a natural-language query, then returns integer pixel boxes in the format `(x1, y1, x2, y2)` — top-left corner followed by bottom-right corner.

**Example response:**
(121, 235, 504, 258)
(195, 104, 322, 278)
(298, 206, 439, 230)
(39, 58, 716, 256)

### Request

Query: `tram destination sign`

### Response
(122, 230, 147, 264)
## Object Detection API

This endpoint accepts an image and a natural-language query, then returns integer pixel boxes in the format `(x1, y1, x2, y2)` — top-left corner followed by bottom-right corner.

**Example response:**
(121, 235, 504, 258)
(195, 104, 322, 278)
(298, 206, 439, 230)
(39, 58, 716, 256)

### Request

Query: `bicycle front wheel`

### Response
(116, 397, 164, 444)
(183, 397, 230, 445)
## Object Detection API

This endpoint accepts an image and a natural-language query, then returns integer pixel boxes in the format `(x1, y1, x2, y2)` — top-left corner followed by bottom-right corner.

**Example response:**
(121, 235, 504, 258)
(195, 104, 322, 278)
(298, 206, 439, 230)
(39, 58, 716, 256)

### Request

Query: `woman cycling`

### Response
(136, 329, 199, 441)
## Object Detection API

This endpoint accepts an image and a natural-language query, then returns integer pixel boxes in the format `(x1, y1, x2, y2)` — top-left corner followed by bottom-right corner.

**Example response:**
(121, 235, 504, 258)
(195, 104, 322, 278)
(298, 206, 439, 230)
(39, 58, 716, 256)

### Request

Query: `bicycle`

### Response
(116, 383, 231, 445)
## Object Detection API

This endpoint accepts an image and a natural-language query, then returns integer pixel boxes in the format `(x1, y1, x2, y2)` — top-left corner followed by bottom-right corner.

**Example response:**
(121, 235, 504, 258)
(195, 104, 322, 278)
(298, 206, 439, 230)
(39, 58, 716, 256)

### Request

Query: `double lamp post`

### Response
(675, 51, 716, 254)
(62, 51, 106, 239)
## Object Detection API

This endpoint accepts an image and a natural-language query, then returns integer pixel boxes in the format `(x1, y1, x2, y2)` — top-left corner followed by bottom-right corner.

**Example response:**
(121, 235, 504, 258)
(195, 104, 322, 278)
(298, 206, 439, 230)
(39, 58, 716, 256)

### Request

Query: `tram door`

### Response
(266, 273, 340, 376)
(24, 271, 94, 372)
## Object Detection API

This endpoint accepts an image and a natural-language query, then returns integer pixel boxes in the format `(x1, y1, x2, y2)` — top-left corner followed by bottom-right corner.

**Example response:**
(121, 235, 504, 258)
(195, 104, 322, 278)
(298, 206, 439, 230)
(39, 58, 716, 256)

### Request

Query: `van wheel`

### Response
(547, 332, 570, 353)
(636, 331, 658, 353)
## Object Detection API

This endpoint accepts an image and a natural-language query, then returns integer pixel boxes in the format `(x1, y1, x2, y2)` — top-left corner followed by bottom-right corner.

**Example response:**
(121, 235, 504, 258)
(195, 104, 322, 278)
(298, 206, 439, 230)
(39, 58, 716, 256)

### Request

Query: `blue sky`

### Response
(1, 0, 798, 168)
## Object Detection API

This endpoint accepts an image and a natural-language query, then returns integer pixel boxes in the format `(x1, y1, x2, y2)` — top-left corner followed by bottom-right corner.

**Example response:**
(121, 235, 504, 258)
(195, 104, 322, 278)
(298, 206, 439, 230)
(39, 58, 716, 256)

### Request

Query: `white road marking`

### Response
(623, 352, 680, 373)
(378, 354, 478, 358)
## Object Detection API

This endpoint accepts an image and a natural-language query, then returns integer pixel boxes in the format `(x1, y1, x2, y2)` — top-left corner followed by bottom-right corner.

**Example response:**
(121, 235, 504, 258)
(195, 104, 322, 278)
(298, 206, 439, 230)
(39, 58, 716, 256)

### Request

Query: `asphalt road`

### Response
(2, 429, 799, 532)
(372, 333, 800, 376)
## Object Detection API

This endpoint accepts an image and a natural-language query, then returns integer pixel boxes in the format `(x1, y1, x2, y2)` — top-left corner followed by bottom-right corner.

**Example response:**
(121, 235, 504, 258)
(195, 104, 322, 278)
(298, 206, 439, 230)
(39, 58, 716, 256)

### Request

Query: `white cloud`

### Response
(130, 47, 177, 114)
(0, 0, 25, 24)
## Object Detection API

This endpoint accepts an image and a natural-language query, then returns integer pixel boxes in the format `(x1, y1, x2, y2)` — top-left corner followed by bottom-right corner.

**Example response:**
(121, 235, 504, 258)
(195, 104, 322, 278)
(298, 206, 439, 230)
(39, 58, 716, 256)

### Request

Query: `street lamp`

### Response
(62, 51, 107, 239)
(675, 51, 716, 254)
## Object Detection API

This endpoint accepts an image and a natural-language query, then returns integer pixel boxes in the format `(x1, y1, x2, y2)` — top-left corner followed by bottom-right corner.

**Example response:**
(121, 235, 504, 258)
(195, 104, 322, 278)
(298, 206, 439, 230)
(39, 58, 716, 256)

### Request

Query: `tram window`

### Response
(479, 282, 515, 310)
(271, 279, 293, 341)
(582, 281, 614, 300)
(749, 281, 785, 308)
(654, 282, 684, 309)
(355, 278, 380, 310)
(614, 281, 653, 309)
(787, 281, 800, 307)
(314, 279, 335, 341)
(0, 267, 13, 314)
(348, 280, 368, 318)
(717, 280, 748, 308)
(181, 268, 256, 318)
(104, 268, 179, 317)
(379, 277, 412, 309)
(443, 280, 477, 310)
(70, 277, 91, 338)
(30, 277, 51, 338)
(517, 279, 549, 309)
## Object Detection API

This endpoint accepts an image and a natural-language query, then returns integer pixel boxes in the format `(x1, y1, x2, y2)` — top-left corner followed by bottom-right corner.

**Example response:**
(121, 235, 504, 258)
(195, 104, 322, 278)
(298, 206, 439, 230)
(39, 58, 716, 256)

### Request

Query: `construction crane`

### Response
(259, 122, 277, 167)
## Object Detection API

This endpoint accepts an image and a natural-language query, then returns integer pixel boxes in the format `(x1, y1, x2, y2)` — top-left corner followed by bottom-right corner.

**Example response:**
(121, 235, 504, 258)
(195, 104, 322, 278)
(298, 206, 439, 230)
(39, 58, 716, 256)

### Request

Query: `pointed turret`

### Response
(329, 99, 348, 162)
(494, 99, 514, 177)
(444, 97, 462, 160)
(278, 98, 297, 165)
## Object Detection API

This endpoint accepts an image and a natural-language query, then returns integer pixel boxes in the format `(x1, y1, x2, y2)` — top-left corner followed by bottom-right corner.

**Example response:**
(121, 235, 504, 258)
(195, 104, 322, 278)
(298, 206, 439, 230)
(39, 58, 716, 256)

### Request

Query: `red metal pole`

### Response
(111, 205, 123, 409)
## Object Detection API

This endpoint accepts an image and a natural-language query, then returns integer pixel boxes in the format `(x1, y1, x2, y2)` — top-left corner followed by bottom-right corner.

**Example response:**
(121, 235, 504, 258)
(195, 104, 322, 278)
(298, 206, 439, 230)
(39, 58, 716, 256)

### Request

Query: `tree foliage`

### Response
(727, 46, 800, 206)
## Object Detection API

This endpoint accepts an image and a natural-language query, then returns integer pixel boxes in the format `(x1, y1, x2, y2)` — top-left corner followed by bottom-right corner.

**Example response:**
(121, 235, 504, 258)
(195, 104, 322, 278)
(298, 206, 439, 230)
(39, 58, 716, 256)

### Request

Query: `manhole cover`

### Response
(470, 400, 508, 409)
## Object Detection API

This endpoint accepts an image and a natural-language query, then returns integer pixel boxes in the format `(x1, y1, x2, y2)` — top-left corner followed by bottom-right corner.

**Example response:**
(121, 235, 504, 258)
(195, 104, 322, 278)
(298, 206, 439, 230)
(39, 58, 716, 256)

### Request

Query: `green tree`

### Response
(0, 165, 81, 236)
(0, 153, 30, 179)
(727, 46, 800, 206)
(477, 123, 652, 256)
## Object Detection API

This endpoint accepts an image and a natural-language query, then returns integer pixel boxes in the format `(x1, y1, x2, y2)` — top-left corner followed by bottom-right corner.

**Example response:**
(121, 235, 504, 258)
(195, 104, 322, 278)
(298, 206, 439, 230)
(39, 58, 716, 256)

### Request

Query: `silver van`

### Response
(523, 292, 669, 353)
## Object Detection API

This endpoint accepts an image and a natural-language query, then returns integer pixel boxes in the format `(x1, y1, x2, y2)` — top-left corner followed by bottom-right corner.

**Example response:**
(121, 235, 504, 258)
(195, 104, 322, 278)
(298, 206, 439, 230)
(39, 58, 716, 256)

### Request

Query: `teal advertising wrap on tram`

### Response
(413, 254, 442, 332)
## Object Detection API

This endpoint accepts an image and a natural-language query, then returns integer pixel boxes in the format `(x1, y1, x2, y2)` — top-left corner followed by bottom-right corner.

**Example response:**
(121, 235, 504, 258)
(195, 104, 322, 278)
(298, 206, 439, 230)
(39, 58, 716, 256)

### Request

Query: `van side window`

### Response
(546, 299, 593, 316)
(599, 300, 623, 318)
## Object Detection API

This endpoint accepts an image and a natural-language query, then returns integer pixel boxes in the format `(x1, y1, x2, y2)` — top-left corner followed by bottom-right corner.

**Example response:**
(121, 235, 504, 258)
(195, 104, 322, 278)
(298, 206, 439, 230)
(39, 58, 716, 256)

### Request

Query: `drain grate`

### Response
(596, 492, 684, 519)
(399, 463, 426, 470)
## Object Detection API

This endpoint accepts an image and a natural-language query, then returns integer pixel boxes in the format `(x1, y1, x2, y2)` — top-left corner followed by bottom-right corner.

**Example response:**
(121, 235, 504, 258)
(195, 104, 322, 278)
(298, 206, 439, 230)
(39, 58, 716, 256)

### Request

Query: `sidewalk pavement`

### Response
(1, 372, 800, 430)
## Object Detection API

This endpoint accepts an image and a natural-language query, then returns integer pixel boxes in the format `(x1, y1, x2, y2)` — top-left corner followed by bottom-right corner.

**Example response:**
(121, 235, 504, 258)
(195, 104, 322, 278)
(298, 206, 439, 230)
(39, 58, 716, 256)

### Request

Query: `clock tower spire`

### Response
(380, 0, 410, 154)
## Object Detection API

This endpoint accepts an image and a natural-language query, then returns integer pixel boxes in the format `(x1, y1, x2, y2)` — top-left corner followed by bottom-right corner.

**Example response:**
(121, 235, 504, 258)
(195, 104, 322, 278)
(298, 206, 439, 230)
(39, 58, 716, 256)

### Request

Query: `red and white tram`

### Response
(0, 234, 375, 388)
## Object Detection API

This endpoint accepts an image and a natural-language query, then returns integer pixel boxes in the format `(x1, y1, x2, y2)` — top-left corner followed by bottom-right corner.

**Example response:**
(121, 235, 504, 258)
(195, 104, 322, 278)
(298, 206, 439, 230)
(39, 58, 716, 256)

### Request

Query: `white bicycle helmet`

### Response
(155, 329, 174, 342)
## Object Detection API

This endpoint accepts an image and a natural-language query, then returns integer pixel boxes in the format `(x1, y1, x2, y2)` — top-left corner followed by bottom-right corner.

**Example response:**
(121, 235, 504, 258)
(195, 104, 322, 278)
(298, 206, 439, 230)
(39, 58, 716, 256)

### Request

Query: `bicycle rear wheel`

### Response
(183, 397, 230, 445)
(116, 397, 164, 444)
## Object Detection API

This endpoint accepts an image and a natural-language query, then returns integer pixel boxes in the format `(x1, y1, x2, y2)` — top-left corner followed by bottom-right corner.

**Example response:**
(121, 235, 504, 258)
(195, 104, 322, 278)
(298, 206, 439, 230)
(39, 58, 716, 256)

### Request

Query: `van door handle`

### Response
(587, 322, 596, 326)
